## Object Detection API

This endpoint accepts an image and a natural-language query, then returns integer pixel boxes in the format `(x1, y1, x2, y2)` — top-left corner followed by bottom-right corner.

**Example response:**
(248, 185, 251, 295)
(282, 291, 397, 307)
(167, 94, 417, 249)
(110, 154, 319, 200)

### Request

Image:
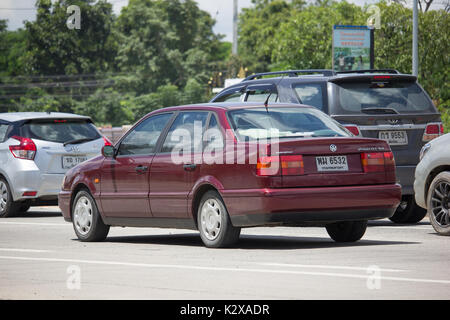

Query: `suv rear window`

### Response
(332, 80, 435, 114)
(228, 107, 349, 141)
(22, 119, 100, 144)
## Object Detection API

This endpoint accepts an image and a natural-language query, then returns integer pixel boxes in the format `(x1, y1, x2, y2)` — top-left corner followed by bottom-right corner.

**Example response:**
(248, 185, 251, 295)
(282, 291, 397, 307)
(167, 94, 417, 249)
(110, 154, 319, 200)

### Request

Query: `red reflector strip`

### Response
(22, 191, 37, 197)
(54, 120, 67, 123)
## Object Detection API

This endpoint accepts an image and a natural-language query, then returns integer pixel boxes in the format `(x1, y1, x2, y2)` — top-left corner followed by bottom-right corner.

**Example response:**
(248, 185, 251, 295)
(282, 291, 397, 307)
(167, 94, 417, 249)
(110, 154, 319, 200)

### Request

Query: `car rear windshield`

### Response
(22, 119, 100, 144)
(332, 80, 435, 114)
(228, 107, 349, 141)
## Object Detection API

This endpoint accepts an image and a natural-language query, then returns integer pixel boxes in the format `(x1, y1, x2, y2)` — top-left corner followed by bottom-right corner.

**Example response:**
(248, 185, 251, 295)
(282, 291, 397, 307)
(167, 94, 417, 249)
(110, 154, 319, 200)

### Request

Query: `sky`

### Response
(0, 0, 447, 41)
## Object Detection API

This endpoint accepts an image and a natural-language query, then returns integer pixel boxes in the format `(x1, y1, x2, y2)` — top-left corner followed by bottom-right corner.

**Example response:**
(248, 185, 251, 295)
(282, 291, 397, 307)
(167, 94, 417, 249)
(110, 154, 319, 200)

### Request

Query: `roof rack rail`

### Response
(336, 69, 401, 75)
(244, 69, 336, 81)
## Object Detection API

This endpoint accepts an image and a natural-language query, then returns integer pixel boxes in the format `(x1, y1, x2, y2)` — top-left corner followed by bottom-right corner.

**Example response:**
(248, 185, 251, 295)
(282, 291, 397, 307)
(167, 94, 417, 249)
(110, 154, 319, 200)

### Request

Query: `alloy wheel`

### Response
(0, 181, 8, 213)
(431, 181, 450, 227)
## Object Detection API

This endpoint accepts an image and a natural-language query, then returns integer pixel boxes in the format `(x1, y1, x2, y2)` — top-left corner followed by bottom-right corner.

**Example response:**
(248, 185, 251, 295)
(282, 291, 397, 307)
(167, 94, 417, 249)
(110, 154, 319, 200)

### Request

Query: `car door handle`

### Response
(183, 164, 197, 172)
(135, 166, 148, 174)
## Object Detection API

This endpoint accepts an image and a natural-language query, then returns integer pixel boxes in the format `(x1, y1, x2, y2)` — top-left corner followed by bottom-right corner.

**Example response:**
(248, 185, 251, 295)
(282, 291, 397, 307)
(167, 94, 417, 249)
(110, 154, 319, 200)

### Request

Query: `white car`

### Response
(0, 112, 109, 218)
(414, 133, 450, 235)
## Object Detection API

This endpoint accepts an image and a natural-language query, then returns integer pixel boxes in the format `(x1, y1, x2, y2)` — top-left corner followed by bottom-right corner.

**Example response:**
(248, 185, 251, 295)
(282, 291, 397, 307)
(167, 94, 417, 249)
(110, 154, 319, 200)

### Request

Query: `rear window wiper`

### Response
(63, 138, 96, 146)
(361, 107, 399, 115)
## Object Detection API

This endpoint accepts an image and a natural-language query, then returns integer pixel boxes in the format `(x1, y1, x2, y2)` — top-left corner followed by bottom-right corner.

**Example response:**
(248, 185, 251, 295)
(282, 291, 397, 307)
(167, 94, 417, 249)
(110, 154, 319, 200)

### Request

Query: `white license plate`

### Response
(316, 156, 348, 172)
(378, 131, 408, 146)
(62, 156, 87, 169)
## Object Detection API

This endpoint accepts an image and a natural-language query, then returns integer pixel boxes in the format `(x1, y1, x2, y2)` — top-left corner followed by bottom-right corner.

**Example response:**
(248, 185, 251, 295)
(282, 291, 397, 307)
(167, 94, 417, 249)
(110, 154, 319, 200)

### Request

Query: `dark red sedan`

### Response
(59, 103, 401, 248)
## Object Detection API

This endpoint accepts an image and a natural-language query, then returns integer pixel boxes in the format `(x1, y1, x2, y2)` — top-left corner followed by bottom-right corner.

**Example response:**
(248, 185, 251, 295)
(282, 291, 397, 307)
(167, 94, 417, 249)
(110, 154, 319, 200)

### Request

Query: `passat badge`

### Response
(330, 144, 337, 152)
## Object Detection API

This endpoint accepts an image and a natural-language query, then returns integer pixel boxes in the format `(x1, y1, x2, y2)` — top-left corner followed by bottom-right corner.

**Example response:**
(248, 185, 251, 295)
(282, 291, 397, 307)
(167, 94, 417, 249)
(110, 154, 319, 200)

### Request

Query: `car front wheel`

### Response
(72, 190, 110, 242)
(197, 191, 241, 248)
(427, 172, 450, 236)
(326, 220, 368, 243)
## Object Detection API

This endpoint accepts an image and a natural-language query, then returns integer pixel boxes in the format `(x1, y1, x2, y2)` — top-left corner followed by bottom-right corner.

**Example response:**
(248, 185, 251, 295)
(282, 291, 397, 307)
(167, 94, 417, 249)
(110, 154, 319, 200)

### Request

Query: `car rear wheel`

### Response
(197, 191, 241, 248)
(0, 178, 21, 218)
(326, 220, 367, 243)
(389, 195, 427, 224)
(427, 172, 450, 236)
(72, 190, 110, 242)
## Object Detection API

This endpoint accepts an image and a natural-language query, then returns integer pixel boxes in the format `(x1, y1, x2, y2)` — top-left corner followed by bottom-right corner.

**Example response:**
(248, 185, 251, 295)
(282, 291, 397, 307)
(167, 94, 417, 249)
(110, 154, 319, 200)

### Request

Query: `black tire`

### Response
(197, 191, 241, 248)
(427, 172, 450, 236)
(19, 202, 31, 213)
(326, 220, 368, 243)
(389, 195, 427, 224)
(72, 190, 110, 242)
(0, 178, 21, 218)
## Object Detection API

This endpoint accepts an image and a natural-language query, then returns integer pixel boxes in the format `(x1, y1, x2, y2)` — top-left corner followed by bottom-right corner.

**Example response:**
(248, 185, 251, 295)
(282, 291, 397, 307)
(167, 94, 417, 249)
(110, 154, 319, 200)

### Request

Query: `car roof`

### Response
(154, 102, 314, 112)
(0, 112, 91, 123)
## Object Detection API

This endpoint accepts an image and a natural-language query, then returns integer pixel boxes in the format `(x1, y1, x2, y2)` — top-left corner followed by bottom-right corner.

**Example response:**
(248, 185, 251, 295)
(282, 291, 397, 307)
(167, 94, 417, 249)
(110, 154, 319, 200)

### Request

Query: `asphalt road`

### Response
(0, 207, 449, 300)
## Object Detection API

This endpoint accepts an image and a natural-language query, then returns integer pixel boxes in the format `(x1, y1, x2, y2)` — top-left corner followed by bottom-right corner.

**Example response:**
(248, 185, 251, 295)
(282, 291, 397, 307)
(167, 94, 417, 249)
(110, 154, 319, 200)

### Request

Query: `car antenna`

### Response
(264, 75, 285, 113)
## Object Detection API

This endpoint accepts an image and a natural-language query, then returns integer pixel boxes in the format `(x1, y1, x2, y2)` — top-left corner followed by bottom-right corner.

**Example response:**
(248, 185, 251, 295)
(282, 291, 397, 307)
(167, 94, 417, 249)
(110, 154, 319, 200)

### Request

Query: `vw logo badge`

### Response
(388, 119, 400, 125)
(330, 144, 337, 153)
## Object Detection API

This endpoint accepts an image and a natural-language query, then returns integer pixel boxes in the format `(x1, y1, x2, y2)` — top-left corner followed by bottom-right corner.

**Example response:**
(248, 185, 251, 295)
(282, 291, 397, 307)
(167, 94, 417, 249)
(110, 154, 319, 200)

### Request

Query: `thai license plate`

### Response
(316, 156, 348, 172)
(62, 156, 87, 169)
(378, 131, 408, 146)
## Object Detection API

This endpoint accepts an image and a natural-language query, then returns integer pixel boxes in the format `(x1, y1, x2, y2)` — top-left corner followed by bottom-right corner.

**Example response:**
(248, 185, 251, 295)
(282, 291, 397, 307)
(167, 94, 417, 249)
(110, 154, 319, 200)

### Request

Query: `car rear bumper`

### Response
(221, 184, 402, 227)
(9, 165, 64, 202)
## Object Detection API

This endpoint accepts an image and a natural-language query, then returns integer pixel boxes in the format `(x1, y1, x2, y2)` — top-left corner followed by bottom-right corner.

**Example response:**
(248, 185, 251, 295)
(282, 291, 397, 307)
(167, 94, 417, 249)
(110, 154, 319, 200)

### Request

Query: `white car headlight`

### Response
(419, 143, 431, 161)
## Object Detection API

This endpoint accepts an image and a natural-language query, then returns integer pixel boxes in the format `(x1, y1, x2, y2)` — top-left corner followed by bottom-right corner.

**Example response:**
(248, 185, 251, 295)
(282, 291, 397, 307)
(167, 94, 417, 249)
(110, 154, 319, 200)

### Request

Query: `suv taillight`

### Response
(257, 155, 304, 176)
(9, 136, 36, 160)
(344, 125, 361, 137)
(423, 123, 444, 142)
(361, 152, 395, 173)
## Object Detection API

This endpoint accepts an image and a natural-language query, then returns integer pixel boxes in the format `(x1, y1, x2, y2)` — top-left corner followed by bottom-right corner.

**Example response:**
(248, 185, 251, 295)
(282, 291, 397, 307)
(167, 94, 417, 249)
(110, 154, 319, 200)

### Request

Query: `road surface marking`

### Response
(0, 255, 449, 285)
(0, 248, 52, 253)
(256, 262, 407, 273)
(372, 226, 432, 231)
(0, 222, 67, 227)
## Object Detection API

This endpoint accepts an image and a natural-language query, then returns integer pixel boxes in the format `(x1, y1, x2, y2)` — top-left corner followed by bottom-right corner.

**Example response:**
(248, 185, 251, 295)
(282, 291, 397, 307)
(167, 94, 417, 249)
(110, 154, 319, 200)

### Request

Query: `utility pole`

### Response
(232, 0, 238, 55)
(412, 0, 419, 76)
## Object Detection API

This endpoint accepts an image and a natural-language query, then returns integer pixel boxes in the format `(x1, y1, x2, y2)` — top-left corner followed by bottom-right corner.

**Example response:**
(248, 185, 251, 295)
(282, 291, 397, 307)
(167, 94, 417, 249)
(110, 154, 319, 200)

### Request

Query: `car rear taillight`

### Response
(423, 123, 444, 142)
(9, 136, 36, 160)
(257, 155, 304, 176)
(361, 152, 395, 173)
(103, 136, 113, 146)
(344, 125, 361, 137)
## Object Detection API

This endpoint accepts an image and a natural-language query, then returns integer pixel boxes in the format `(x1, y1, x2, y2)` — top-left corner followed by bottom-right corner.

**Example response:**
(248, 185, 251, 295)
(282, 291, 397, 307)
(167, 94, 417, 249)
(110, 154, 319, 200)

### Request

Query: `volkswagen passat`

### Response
(0, 112, 110, 217)
(59, 103, 401, 248)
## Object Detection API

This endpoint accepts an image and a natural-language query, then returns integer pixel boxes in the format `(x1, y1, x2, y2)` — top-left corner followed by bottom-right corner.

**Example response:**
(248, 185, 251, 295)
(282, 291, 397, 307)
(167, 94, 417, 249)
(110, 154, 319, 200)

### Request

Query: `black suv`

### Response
(211, 69, 444, 224)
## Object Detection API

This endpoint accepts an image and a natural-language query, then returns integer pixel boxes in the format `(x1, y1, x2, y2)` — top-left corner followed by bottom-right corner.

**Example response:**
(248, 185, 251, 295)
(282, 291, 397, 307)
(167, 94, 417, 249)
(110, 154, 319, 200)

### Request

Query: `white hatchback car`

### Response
(414, 133, 450, 235)
(0, 112, 109, 218)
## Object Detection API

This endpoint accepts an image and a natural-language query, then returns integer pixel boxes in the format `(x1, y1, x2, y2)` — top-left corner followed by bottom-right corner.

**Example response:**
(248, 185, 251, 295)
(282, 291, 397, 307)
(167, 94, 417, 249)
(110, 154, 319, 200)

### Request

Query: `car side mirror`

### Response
(102, 145, 116, 158)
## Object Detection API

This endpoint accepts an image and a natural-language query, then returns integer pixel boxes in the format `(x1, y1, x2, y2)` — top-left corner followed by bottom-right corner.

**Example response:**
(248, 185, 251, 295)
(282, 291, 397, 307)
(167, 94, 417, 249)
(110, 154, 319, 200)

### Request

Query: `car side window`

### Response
(118, 113, 173, 156)
(0, 124, 9, 142)
(294, 83, 325, 111)
(245, 86, 278, 103)
(161, 111, 209, 153)
(213, 87, 244, 103)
